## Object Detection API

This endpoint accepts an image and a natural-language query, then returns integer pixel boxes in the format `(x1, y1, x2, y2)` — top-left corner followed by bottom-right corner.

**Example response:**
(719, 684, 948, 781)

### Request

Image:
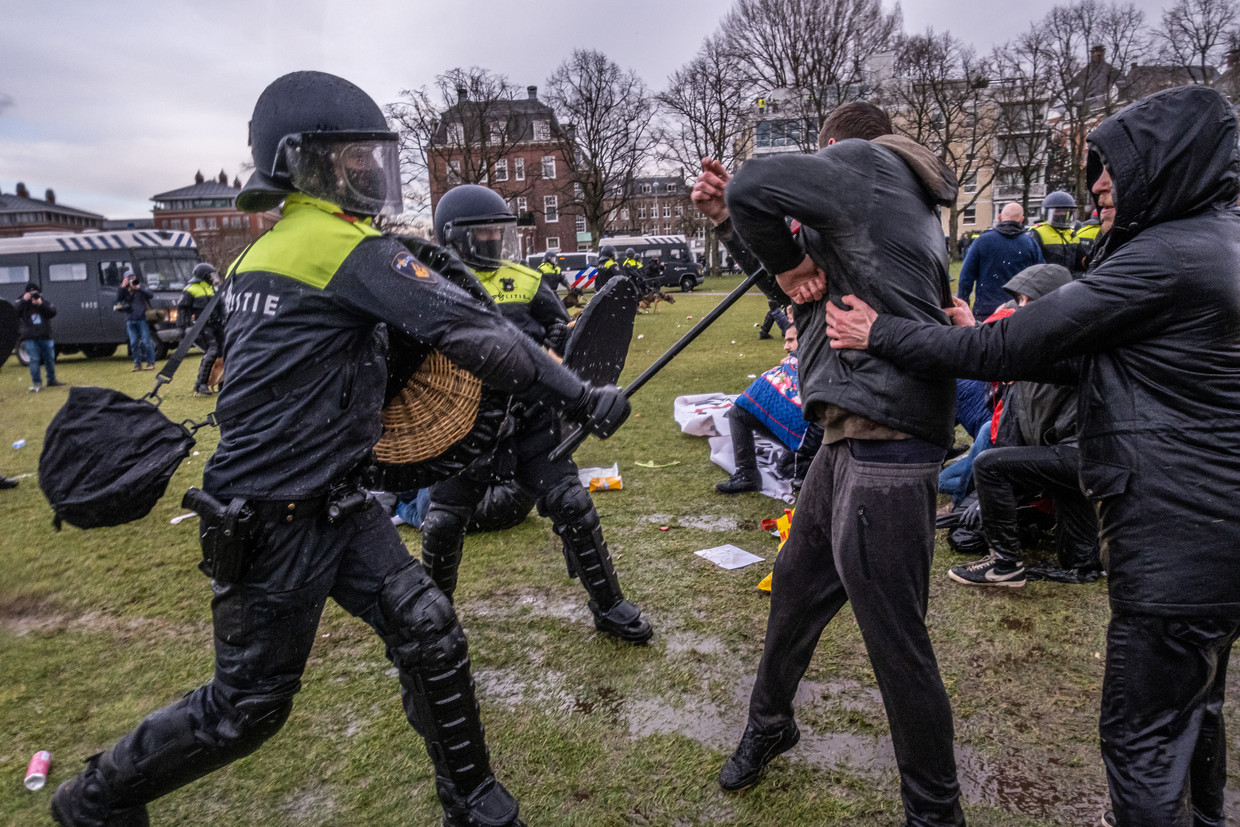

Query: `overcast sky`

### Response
(1, 0, 1174, 219)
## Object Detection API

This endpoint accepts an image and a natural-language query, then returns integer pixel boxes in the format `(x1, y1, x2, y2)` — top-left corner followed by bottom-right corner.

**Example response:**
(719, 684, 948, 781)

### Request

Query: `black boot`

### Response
(555, 513, 652, 644)
(718, 721, 800, 791)
(50, 755, 150, 827)
(716, 422, 760, 494)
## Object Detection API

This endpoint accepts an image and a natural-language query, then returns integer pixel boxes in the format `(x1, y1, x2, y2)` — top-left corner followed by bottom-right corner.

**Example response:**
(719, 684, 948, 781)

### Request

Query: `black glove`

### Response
(545, 321, 570, 355)
(958, 498, 983, 530)
(570, 384, 630, 439)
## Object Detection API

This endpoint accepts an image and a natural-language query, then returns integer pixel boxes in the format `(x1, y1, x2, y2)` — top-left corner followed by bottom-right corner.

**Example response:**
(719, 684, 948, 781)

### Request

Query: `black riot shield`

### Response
(561, 272, 641, 387)
(0, 301, 17, 364)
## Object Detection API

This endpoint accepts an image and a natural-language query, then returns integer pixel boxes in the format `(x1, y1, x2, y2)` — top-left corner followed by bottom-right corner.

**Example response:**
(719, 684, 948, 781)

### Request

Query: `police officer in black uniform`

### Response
(1029, 190, 1082, 272)
(421, 184, 653, 646)
(50, 71, 630, 827)
(537, 250, 566, 293)
(178, 261, 223, 396)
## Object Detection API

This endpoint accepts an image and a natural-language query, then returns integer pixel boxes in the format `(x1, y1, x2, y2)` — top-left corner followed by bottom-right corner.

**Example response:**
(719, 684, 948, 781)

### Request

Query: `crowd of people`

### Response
(41, 70, 1240, 827)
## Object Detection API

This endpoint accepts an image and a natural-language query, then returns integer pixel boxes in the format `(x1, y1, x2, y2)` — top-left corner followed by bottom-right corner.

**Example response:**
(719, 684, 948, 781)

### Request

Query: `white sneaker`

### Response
(390, 513, 407, 526)
(29, 384, 41, 393)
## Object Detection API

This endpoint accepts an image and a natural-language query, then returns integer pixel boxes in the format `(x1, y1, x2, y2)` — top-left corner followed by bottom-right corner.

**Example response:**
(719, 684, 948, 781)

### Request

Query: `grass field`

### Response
(0, 272, 1234, 825)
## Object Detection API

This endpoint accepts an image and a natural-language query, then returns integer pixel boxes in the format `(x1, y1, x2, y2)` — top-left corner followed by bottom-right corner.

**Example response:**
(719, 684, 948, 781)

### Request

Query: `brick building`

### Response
(0, 183, 104, 238)
(151, 170, 279, 266)
(427, 86, 580, 257)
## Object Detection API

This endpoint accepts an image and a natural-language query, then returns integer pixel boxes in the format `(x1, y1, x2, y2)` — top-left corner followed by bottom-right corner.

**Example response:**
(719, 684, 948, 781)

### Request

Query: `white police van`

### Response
(0, 229, 199, 363)
(525, 251, 599, 291)
(597, 234, 703, 292)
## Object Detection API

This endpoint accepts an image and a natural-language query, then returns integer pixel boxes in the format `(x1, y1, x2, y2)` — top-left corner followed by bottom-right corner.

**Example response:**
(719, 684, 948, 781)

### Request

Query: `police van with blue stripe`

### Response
(597, 234, 703, 292)
(0, 229, 200, 363)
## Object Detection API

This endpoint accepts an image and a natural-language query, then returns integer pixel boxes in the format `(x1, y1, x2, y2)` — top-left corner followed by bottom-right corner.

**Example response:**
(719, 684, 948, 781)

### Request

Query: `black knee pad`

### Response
(379, 562, 467, 672)
(421, 503, 471, 545)
(540, 479, 598, 533)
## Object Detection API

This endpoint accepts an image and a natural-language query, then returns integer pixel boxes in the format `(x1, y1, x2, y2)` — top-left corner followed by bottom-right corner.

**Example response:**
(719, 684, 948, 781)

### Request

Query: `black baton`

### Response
(549, 269, 766, 462)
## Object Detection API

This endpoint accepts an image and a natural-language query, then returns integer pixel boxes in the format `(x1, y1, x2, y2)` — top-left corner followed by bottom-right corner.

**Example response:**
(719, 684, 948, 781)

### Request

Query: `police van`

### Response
(524, 251, 600, 291)
(0, 229, 199, 363)
(597, 234, 703, 292)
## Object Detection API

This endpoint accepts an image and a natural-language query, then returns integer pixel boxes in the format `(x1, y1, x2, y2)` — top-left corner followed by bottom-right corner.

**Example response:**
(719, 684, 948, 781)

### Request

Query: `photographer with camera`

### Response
(115, 271, 156, 370)
(16, 282, 62, 392)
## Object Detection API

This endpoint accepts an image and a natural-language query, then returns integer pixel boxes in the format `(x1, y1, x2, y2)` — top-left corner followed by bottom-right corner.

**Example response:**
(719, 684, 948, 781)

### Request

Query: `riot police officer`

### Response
(596, 244, 620, 289)
(621, 247, 644, 282)
(50, 71, 630, 827)
(422, 184, 653, 646)
(178, 261, 223, 396)
(537, 249, 565, 293)
(1030, 190, 1082, 272)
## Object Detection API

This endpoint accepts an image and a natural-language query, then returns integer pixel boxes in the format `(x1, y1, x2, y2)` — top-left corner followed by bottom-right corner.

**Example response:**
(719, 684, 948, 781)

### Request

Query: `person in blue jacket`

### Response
(956, 202, 1043, 318)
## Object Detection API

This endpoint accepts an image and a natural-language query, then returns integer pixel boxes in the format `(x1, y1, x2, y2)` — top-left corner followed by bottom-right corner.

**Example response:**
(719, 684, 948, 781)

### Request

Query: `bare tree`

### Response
(1041, 0, 1150, 211)
(544, 50, 658, 243)
(989, 28, 1058, 216)
(1157, 0, 1239, 82)
(387, 67, 538, 220)
(719, 0, 902, 152)
(657, 35, 751, 274)
(885, 29, 996, 250)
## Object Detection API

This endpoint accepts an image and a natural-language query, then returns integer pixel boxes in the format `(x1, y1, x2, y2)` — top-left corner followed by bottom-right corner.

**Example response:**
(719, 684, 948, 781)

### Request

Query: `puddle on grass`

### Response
(662, 630, 728, 656)
(642, 513, 747, 532)
(956, 749, 1109, 822)
(469, 592, 583, 622)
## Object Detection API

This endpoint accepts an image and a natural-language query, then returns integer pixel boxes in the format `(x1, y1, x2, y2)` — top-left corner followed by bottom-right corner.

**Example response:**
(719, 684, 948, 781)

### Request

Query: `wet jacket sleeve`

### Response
(529, 281, 570, 332)
(867, 241, 1181, 383)
(329, 238, 587, 409)
(712, 216, 791, 306)
(726, 150, 860, 277)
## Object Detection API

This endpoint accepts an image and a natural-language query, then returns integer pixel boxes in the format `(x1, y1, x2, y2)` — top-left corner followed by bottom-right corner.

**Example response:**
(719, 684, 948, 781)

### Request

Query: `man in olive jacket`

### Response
(827, 85, 1240, 826)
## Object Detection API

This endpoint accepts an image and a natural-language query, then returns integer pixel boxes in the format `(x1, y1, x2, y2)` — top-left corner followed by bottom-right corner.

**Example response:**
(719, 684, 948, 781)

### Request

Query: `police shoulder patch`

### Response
(391, 251, 437, 282)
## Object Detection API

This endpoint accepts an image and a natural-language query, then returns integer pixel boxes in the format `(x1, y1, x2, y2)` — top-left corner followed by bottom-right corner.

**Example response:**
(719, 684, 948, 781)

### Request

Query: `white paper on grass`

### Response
(577, 463, 619, 488)
(695, 544, 764, 570)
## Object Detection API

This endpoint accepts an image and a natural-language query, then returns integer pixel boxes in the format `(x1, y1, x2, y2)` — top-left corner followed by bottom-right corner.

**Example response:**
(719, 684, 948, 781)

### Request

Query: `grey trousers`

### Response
(748, 438, 965, 826)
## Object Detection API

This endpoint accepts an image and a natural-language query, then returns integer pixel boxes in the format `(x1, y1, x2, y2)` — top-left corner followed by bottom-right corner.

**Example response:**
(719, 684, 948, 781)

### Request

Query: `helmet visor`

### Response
(446, 221, 521, 269)
(1047, 207, 1074, 228)
(277, 132, 403, 216)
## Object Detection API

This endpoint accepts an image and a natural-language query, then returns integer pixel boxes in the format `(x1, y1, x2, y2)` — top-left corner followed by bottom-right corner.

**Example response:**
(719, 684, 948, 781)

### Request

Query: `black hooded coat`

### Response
(865, 85, 1240, 617)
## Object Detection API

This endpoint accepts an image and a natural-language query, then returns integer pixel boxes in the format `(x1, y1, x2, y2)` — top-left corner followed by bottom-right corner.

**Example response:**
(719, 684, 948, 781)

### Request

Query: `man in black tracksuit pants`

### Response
(826, 85, 1240, 826)
(420, 184, 652, 645)
(50, 72, 629, 827)
(693, 102, 965, 825)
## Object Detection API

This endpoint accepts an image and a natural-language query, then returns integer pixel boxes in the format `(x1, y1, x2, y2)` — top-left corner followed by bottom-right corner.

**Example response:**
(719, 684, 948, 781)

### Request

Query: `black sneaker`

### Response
(590, 598, 653, 644)
(948, 555, 1026, 587)
(0, 476, 17, 489)
(718, 721, 800, 791)
(439, 777, 524, 827)
(46, 380, 66, 387)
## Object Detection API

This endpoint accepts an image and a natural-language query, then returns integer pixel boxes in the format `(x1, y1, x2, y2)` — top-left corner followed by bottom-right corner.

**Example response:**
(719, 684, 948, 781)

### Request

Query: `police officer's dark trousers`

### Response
(1101, 612, 1240, 826)
(72, 504, 496, 814)
(747, 439, 965, 826)
(193, 325, 222, 390)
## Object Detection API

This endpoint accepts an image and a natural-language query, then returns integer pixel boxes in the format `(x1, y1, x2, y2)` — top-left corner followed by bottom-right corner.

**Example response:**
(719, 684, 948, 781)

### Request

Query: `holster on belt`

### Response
(183, 487, 255, 584)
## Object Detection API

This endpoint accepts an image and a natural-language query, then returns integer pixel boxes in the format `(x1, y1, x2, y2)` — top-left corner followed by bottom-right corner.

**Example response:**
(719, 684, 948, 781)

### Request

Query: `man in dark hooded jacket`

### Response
(694, 101, 966, 826)
(826, 85, 1240, 826)
(956, 202, 1044, 318)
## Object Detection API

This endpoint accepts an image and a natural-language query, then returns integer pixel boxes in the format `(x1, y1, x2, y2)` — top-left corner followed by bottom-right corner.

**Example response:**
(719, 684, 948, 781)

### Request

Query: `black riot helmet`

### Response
(624, 247, 636, 259)
(191, 262, 216, 283)
(434, 184, 520, 270)
(1041, 190, 1076, 229)
(600, 245, 616, 259)
(237, 71, 403, 217)
(543, 250, 557, 264)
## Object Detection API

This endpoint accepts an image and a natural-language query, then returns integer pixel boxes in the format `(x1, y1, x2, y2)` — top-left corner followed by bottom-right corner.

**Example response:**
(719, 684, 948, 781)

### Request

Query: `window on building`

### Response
(640, 184, 651, 194)
(0, 265, 30, 284)
(962, 172, 977, 194)
(662, 206, 671, 218)
(666, 183, 676, 193)
(575, 215, 587, 233)
(963, 206, 977, 225)
(544, 195, 558, 222)
(573, 182, 583, 198)
(541, 156, 556, 179)
(533, 121, 551, 141)
(621, 208, 629, 220)
(675, 205, 683, 217)
(195, 218, 207, 230)
(514, 157, 525, 180)
(448, 160, 461, 184)
(494, 158, 508, 182)
(516, 196, 528, 213)
(447, 124, 464, 145)
(489, 121, 506, 143)
(638, 206, 646, 219)
(49, 262, 87, 282)
(546, 236, 559, 250)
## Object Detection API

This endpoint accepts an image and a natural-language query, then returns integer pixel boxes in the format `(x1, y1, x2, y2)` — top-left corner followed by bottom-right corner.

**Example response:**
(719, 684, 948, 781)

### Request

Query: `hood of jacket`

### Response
(1087, 85, 1240, 261)
(872, 134, 959, 206)
(1002, 263, 1072, 302)
(991, 220, 1027, 239)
